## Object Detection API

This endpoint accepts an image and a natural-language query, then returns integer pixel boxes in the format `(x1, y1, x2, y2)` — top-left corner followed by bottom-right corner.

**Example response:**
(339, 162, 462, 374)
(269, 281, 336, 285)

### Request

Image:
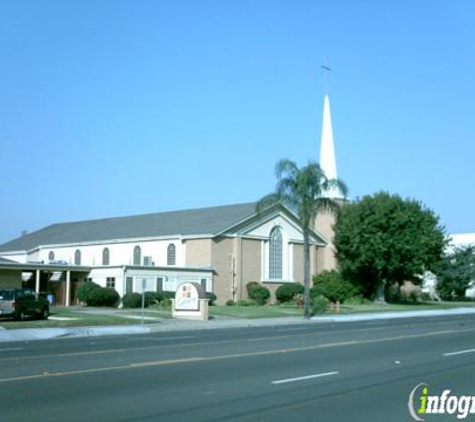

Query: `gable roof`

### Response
(0, 202, 259, 252)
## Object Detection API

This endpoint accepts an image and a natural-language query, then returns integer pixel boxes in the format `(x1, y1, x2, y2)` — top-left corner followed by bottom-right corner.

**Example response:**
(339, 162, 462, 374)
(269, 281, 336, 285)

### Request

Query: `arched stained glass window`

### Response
(102, 248, 110, 266)
(48, 251, 55, 261)
(269, 227, 282, 279)
(167, 244, 176, 266)
(133, 246, 141, 266)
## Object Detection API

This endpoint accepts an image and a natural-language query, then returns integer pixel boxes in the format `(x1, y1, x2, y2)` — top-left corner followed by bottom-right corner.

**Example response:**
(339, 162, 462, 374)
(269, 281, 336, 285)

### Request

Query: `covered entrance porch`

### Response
(0, 260, 90, 306)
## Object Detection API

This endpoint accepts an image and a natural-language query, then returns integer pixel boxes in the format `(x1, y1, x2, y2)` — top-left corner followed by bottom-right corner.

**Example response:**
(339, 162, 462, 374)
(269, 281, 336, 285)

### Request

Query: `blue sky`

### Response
(0, 0, 474, 244)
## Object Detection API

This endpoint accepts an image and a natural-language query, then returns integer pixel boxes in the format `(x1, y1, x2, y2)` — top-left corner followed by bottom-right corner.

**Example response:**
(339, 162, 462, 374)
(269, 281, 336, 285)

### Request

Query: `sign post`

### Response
(141, 278, 146, 327)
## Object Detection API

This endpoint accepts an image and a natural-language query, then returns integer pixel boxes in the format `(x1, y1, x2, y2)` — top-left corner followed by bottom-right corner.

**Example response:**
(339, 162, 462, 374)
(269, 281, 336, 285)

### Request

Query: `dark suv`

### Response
(0, 288, 50, 320)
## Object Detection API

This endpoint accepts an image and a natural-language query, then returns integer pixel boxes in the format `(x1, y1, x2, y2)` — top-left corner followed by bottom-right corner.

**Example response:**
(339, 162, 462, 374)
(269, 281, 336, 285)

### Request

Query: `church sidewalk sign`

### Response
(172, 282, 209, 320)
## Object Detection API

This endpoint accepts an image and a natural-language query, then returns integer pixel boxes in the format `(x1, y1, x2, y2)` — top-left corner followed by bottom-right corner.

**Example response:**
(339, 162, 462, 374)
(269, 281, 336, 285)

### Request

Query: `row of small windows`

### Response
(48, 244, 177, 267)
(124, 276, 208, 295)
(133, 244, 176, 266)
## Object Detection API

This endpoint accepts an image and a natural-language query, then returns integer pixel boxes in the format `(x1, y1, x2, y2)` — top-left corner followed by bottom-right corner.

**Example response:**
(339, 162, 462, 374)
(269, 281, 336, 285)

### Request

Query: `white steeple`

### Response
(319, 94, 342, 199)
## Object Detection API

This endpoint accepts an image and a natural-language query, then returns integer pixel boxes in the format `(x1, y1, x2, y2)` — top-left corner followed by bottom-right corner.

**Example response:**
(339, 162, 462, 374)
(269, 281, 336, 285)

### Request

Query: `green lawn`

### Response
(1, 301, 474, 329)
(210, 304, 304, 319)
(334, 300, 475, 315)
(0, 307, 161, 330)
(210, 300, 475, 318)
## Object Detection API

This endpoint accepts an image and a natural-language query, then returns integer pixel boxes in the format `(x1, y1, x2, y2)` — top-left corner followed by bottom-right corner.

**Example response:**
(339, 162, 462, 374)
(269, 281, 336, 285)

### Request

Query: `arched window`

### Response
(167, 243, 176, 265)
(102, 247, 110, 266)
(74, 249, 81, 266)
(48, 251, 55, 261)
(133, 246, 141, 266)
(269, 227, 282, 279)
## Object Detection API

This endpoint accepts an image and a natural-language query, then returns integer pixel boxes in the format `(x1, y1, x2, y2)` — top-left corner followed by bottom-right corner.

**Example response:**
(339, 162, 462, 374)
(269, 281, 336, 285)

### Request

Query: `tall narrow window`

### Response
(48, 251, 55, 261)
(133, 246, 141, 265)
(125, 277, 133, 294)
(269, 227, 282, 279)
(102, 248, 110, 266)
(167, 243, 176, 265)
(74, 249, 81, 266)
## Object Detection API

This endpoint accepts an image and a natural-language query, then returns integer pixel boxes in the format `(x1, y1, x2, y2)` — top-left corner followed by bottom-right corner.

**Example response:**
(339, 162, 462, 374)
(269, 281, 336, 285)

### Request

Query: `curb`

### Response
(311, 307, 475, 322)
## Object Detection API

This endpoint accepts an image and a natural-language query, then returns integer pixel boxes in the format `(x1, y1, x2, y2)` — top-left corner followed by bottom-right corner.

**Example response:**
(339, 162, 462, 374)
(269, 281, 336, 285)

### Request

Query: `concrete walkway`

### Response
(2, 307, 475, 343)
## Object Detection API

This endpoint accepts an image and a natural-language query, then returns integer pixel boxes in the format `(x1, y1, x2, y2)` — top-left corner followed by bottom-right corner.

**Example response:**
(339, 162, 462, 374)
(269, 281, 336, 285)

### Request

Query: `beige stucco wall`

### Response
(210, 237, 236, 305)
(0, 270, 22, 289)
(240, 239, 262, 300)
(293, 244, 304, 283)
(316, 244, 337, 273)
(185, 238, 212, 267)
(292, 243, 320, 283)
(186, 237, 261, 305)
(314, 210, 338, 272)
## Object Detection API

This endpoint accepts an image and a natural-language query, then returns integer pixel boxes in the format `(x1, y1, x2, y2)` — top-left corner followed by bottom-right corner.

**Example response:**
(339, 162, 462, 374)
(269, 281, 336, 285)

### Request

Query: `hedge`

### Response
(246, 282, 270, 305)
(88, 287, 120, 307)
(276, 283, 304, 303)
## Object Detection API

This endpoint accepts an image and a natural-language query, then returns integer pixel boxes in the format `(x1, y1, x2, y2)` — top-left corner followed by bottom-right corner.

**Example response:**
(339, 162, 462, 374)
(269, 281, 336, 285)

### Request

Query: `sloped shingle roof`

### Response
(0, 202, 258, 252)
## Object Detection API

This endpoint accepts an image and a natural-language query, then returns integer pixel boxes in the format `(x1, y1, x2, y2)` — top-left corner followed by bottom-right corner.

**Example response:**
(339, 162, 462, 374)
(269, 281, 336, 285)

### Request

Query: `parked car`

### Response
(0, 288, 50, 320)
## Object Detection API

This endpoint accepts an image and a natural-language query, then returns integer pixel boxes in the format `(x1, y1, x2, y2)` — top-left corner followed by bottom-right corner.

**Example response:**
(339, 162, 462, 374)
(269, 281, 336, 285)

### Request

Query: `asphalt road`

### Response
(1, 315, 475, 421)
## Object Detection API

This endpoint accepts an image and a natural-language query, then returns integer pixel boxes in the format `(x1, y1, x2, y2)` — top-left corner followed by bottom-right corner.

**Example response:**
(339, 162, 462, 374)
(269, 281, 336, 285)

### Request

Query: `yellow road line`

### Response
(1, 323, 469, 364)
(0, 328, 470, 384)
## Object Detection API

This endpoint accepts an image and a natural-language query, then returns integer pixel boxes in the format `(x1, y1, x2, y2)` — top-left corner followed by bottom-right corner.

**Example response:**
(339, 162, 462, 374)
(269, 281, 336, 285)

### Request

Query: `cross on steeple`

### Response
(318, 59, 341, 199)
(321, 59, 331, 94)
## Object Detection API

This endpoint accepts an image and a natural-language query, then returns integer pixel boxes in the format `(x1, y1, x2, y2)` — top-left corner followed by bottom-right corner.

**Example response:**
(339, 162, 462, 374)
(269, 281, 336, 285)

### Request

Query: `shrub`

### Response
(400, 281, 422, 303)
(275, 283, 304, 303)
(160, 298, 172, 308)
(144, 291, 162, 306)
(311, 295, 329, 315)
(387, 281, 422, 303)
(313, 270, 357, 303)
(226, 300, 236, 306)
(246, 281, 260, 289)
(122, 292, 143, 308)
(246, 282, 270, 305)
(420, 292, 432, 302)
(344, 295, 370, 305)
(310, 285, 323, 300)
(236, 299, 259, 306)
(161, 291, 176, 300)
(205, 292, 217, 305)
(386, 283, 401, 303)
(77, 281, 101, 305)
(88, 287, 120, 307)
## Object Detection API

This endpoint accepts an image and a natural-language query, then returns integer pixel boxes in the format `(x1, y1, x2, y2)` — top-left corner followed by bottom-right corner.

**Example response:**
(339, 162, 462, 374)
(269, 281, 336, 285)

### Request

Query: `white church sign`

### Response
(172, 282, 209, 320)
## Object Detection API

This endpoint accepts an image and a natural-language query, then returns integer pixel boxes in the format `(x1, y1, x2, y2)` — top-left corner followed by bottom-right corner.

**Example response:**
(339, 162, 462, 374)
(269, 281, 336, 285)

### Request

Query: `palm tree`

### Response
(257, 159, 348, 319)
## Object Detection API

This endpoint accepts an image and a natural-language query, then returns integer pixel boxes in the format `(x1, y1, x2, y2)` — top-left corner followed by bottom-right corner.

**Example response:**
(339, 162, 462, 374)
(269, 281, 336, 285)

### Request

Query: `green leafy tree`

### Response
(436, 245, 475, 300)
(312, 270, 357, 303)
(334, 191, 446, 301)
(257, 159, 347, 318)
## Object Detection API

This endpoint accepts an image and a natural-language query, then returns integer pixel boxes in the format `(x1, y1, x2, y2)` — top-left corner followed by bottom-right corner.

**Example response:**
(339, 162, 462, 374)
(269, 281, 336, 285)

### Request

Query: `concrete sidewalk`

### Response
(2, 307, 475, 343)
(0, 316, 308, 343)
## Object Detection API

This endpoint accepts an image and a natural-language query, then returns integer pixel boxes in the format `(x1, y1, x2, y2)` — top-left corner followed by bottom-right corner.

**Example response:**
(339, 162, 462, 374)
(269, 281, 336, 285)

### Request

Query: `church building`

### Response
(0, 95, 342, 305)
